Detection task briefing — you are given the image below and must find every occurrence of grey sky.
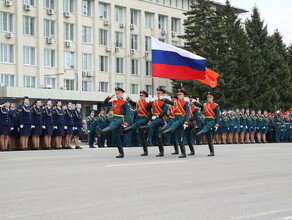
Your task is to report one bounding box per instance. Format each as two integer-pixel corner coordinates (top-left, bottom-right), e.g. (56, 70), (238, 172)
(215, 0), (292, 45)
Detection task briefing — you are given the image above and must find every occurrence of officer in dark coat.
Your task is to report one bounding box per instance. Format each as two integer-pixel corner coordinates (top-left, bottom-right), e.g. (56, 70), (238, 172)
(8, 101), (18, 150)
(73, 102), (83, 149)
(0, 100), (12, 151)
(18, 96), (32, 150)
(87, 109), (97, 148)
(97, 107), (107, 148)
(43, 99), (54, 149)
(31, 99), (43, 150)
(53, 100), (65, 149)
(64, 101), (74, 149)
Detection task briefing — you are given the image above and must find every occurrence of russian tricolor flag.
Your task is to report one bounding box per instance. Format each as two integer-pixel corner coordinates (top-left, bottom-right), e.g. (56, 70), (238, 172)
(151, 37), (219, 88)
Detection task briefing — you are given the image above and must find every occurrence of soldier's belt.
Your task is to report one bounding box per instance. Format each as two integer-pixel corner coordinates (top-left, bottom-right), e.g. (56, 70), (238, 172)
(205, 116), (215, 119)
(113, 114), (125, 117)
(153, 113), (161, 115)
(138, 114), (148, 118)
(175, 113), (184, 116)
(275, 122), (281, 124)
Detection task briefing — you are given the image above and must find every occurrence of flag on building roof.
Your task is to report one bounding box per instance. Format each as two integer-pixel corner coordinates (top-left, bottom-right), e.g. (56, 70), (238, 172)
(151, 37), (219, 88)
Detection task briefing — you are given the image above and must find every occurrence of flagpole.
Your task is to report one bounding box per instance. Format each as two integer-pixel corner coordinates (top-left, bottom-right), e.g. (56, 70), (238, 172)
(152, 76), (154, 98)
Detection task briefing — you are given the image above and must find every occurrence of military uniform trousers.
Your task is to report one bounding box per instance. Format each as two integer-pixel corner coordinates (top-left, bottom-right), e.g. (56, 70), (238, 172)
(164, 115), (185, 145)
(88, 130), (96, 147)
(148, 118), (165, 146)
(202, 118), (215, 144)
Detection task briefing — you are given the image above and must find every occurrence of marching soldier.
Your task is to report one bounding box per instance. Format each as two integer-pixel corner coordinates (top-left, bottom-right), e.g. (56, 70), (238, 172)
(160, 89), (190, 158)
(193, 92), (220, 156)
(64, 101), (74, 149)
(18, 96), (32, 150)
(185, 95), (197, 155)
(138, 88), (168, 157)
(124, 90), (152, 156)
(167, 95), (179, 153)
(96, 87), (130, 158)
(97, 107), (107, 148)
(86, 109), (97, 148)
(73, 102), (83, 149)
(31, 99), (43, 150)
(53, 100), (65, 149)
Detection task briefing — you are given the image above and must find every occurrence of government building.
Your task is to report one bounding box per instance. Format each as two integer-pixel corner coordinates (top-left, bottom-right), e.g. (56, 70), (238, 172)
(0, 0), (246, 111)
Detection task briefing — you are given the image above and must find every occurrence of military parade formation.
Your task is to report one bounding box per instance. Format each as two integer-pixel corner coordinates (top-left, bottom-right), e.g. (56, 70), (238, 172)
(0, 88), (292, 158)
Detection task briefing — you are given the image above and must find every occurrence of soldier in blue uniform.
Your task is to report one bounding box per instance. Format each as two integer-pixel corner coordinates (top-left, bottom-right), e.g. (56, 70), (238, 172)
(96, 87), (131, 158)
(227, 109), (235, 144)
(124, 90), (152, 156)
(193, 92), (220, 156)
(220, 109), (229, 144)
(138, 88), (168, 157)
(63, 101), (74, 149)
(268, 113), (275, 142)
(97, 107), (107, 148)
(73, 102), (83, 149)
(31, 99), (43, 150)
(18, 96), (32, 150)
(239, 108), (247, 144)
(87, 109), (97, 148)
(8, 101), (18, 150)
(250, 109), (257, 143)
(255, 110), (264, 143)
(0, 101), (12, 151)
(274, 109), (283, 143)
(53, 100), (65, 149)
(160, 89), (190, 158)
(233, 108), (241, 144)
(262, 110), (269, 143)
(43, 99), (54, 150)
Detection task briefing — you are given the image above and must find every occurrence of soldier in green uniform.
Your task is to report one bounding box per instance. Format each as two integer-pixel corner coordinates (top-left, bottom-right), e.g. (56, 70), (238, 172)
(255, 110), (264, 143)
(97, 107), (107, 148)
(227, 109), (235, 144)
(239, 108), (247, 144)
(234, 108), (241, 144)
(262, 110), (269, 143)
(86, 109), (97, 148)
(274, 109), (282, 143)
(250, 109), (257, 143)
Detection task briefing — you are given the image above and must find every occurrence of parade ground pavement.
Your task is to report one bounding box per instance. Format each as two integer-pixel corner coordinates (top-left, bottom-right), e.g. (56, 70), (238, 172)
(1, 143), (292, 220)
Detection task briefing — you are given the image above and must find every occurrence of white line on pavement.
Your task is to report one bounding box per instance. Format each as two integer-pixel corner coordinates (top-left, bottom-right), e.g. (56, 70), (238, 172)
(231, 208), (292, 219)
(8, 155), (88, 161)
(106, 160), (186, 167)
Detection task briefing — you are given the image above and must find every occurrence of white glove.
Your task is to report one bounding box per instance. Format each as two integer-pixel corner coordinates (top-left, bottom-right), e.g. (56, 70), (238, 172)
(73, 127), (77, 130)
(88, 130), (90, 133)
(122, 124), (127, 128)
(256, 127), (259, 129)
(240, 125), (243, 128)
(11, 127), (14, 131)
(31, 125), (35, 129)
(64, 126), (68, 130)
(20, 125), (24, 129)
(263, 127), (266, 129)
(227, 128), (229, 130)
(234, 126), (237, 129)
(183, 124), (188, 129)
(192, 99), (197, 103)
(197, 98), (200, 103)
(53, 126), (57, 130)
(42, 125), (46, 129)
(151, 98), (155, 102)
(152, 116), (157, 120)
(109, 93), (115, 99)
(246, 126), (248, 129)
(159, 96), (164, 100)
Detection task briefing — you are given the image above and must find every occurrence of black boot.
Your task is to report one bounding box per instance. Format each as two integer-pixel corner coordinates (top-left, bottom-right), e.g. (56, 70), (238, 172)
(141, 143), (148, 156)
(179, 143), (186, 158)
(122, 126), (133, 134)
(172, 142), (179, 155)
(188, 144), (195, 156)
(116, 145), (124, 158)
(98, 126), (111, 136)
(196, 130), (205, 137)
(156, 144), (164, 157)
(208, 143), (215, 156)
(137, 125), (149, 132)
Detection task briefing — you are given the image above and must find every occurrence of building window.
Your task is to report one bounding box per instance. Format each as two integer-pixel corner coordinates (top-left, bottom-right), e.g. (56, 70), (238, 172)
(130, 84), (139, 94)
(115, 6), (124, 23)
(0, 44), (14, 64)
(145, 36), (151, 52)
(23, 76), (36, 88)
(64, 79), (75, 90)
(116, 58), (124, 74)
(130, 9), (139, 25)
(64, 23), (74, 41)
(99, 2), (109, 19)
(100, 56), (108, 72)
(130, 34), (139, 50)
(44, 49), (55, 67)
(23, 16), (35, 36)
(146, 85), (152, 95)
(82, 80), (93, 91)
(1, 74), (15, 87)
(82, 0), (92, 16)
(172, 41), (179, 46)
(23, 46), (36, 65)
(63, 0), (74, 12)
(44, 0), (55, 9)
(44, 19), (55, 38)
(159, 38), (165, 43)
(131, 59), (139, 75)
(0, 11), (13, 32)
(115, 83), (124, 89)
(99, 82), (109, 92)
(171, 18), (179, 33)
(158, 15), (167, 30)
(82, 26), (92, 44)
(145, 61), (152, 76)
(115, 32), (124, 48)
(145, 12), (153, 28)
(99, 29), (108, 46)
(44, 77), (56, 89)
(82, 53), (93, 70)
(23, 0), (34, 5)
(64, 51), (75, 69)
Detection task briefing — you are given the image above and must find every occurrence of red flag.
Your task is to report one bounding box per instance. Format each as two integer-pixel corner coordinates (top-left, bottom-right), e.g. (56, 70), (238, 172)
(198, 68), (220, 88)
